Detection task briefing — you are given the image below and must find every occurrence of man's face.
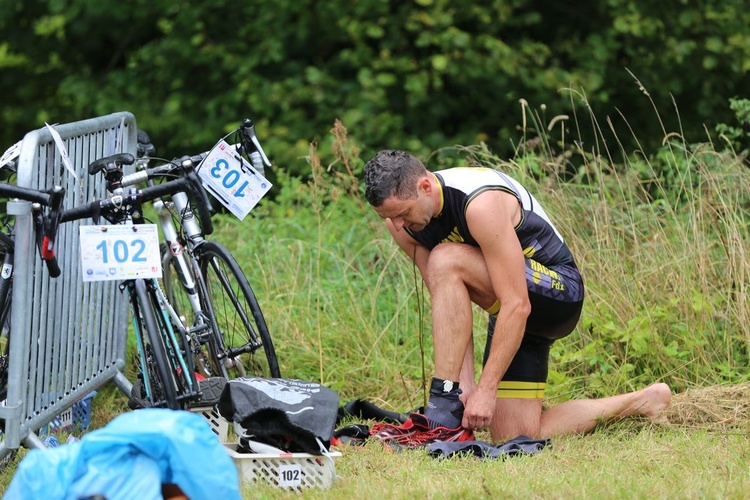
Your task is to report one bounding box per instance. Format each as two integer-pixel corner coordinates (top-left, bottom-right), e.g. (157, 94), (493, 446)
(374, 190), (433, 232)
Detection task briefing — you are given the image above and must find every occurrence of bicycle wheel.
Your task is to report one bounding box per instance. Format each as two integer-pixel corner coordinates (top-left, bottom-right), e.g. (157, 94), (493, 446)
(132, 279), (180, 410)
(196, 240), (280, 379)
(161, 244), (226, 379)
(147, 278), (200, 405)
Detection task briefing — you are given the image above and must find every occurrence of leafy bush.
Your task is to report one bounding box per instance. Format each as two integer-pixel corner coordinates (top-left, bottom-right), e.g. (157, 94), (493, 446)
(2, 0), (749, 180)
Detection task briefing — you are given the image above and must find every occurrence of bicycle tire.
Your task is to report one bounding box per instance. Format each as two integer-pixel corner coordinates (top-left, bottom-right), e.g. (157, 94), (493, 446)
(161, 245), (227, 379)
(132, 279), (180, 410)
(196, 240), (280, 379)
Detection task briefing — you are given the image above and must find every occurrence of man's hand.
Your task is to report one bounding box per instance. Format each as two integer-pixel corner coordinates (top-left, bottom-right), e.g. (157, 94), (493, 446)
(459, 385), (473, 405)
(461, 386), (496, 430)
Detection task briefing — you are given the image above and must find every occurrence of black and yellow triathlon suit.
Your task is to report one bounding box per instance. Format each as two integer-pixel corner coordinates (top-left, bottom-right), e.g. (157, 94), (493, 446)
(405, 167), (584, 399)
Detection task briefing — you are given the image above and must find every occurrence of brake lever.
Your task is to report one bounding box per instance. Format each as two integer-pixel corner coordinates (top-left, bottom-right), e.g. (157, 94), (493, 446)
(41, 186), (66, 259)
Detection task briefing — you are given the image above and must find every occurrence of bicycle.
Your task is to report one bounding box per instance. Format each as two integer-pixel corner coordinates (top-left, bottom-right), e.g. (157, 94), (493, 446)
(60, 156), (219, 410)
(128, 121), (280, 382)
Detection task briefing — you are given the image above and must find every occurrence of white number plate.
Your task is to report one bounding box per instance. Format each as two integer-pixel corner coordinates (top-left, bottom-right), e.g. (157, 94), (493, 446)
(79, 224), (161, 282)
(198, 139), (272, 220)
(278, 463), (302, 488)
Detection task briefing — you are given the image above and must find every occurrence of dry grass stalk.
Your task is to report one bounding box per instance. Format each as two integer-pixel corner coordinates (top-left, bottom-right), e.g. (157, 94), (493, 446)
(664, 383), (750, 430)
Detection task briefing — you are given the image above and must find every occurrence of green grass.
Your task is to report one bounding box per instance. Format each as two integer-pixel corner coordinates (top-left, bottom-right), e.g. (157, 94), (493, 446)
(2, 109), (750, 496)
(238, 424), (750, 499)
(4, 404), (747, 498)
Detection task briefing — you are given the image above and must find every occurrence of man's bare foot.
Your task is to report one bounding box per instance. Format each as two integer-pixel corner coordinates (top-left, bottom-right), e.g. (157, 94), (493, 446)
(636, 382), (671, 422)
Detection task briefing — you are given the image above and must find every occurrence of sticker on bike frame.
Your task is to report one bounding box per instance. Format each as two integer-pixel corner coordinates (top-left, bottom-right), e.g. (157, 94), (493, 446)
(197, 139), (272, 220)
(79, 224), (161, 282)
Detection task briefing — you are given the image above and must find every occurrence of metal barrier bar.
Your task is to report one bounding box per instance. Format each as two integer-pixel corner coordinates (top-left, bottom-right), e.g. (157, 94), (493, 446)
(0, 112), (136, 457)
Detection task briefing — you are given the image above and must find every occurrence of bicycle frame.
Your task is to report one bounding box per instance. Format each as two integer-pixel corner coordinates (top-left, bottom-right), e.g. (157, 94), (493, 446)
(129, 124), (279, 380)
(154, 192), (206, 312)
(153, 193), (228, 377)
(133, 221), (202, 408)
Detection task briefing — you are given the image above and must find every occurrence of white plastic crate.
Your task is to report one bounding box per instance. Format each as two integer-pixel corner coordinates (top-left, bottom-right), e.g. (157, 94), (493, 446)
(223, 443), (340, 490)
(190, 406), (229, 442)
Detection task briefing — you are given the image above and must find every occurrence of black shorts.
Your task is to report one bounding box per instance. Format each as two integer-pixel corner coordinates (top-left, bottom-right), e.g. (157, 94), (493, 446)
(483, 258), (584, 398)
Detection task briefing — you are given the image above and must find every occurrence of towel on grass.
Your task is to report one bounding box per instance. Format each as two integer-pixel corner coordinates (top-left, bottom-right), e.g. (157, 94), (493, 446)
(427, 435), (551, 459)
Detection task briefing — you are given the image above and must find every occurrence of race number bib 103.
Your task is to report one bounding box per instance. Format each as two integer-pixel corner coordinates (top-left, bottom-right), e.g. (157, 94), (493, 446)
(198, 139), (272, 220)
(79, 224), (161, 282)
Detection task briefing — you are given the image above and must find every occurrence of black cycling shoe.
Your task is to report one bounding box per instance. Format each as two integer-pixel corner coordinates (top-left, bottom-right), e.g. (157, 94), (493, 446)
(128, 380), (151, 410)
(192, 377), (227, 408)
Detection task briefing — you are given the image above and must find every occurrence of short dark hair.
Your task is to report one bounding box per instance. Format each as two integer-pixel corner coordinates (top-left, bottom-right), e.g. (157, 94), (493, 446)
(363, 150), (428, 207)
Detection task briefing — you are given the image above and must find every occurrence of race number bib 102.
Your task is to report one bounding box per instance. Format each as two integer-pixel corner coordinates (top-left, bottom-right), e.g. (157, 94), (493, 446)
(79, 224), (161, 282)
(198, 139), (272, 220)
(278, 463), (303, 488)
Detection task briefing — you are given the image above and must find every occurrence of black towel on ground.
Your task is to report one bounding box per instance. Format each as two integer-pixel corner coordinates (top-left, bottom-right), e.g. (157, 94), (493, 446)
(426, 435), (551, 459)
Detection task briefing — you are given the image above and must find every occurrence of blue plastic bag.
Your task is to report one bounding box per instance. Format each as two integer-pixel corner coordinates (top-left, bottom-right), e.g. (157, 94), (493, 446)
(5, 408), (240, 500)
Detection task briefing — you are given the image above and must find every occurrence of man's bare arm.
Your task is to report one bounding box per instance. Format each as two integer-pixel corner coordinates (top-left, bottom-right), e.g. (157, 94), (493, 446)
(462, 191), (531, 429)
(385, 219), (431, 280)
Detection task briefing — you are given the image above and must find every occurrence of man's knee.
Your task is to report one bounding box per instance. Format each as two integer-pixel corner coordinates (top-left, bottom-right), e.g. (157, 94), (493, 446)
(428, 243), (473, 269)
(425, 243), (482, 283)
(490, 398), (543, 442)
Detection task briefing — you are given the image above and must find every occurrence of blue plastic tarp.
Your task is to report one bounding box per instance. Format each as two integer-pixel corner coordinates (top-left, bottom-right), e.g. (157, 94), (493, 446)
(4, 408), (240, 500)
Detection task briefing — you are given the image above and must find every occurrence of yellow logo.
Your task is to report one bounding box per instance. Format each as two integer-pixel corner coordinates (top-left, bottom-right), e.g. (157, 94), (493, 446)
(527, 259), (565, 290)
(529, 259), (560, 280)
(442, 227), (464, 243)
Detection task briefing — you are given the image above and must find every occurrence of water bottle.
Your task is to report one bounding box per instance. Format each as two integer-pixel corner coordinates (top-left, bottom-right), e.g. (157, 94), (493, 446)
(66, 435), (81, 444)
(42, 435), (60, 448)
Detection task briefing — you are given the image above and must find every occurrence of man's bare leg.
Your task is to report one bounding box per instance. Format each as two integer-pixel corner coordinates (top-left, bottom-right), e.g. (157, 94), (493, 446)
(490, 398), (544, 441)
(423, 244), (495, 428)
(539, 383), (671, 437)
(427, 244), (490, 382)
(489, 383), (671, 441)
(458, 338), (476, 405)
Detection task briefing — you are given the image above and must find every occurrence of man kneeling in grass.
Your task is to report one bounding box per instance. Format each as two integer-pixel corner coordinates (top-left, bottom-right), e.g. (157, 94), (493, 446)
(363, 150), (671, 445)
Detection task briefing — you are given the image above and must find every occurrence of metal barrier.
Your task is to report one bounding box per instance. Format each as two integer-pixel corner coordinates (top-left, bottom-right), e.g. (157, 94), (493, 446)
(0, 112), (136, 457)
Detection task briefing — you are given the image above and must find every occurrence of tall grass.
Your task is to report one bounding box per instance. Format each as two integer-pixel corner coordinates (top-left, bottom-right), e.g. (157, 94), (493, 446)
(208, 102), (749, 413)
(209, 124), (436, 411)
(498, 90), (750, 400)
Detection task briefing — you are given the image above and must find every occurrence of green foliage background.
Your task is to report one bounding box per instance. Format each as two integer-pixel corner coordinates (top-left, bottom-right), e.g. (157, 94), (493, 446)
(1, 0), (749, 176)
(1, 0), (749, 402)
